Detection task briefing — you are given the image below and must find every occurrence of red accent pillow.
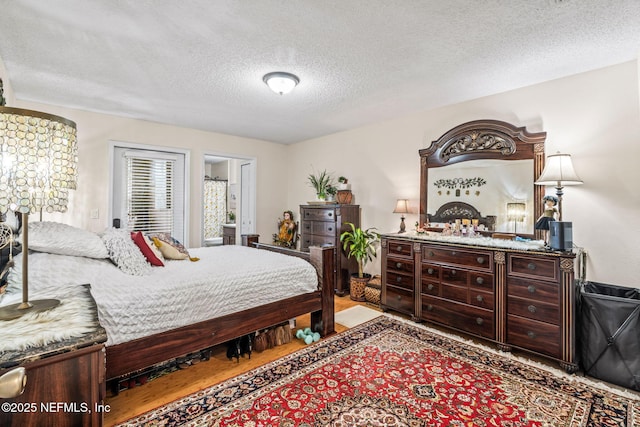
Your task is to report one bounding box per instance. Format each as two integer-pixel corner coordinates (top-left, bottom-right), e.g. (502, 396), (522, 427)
(131, 231), (165, 266)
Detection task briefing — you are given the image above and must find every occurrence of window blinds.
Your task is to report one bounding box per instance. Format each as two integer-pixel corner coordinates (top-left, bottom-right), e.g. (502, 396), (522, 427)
(125, 155), (175, 236)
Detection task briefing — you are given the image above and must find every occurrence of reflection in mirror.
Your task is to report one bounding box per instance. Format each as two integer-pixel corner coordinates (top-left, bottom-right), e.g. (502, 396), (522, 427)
(427, 159), (534, 233)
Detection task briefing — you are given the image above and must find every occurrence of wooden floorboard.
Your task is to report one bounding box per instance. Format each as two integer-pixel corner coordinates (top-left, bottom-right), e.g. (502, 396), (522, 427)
(104, 295), (370, 426)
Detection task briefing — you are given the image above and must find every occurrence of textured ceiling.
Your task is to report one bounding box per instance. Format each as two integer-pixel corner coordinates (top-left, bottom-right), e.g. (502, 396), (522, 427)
(1, 0), (639, 144)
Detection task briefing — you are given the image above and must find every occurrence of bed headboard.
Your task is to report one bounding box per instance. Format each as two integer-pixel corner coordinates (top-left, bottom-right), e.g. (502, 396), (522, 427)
(427, 201), (496, 231)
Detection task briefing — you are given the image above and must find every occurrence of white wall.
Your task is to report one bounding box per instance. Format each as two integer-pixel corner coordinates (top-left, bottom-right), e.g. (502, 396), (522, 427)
(288, 61), (640, 287)
(7, 100), (289, 248)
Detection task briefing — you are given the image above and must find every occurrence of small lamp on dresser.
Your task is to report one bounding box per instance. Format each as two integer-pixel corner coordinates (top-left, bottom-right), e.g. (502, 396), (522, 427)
(393, 199), (409, 233)
(535, 152), (582, 221)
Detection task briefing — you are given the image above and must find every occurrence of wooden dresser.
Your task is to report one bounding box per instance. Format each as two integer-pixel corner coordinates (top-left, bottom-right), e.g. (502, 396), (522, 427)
(0, 285), (108, 427)
(300, 204), (360, 296)
(381, 234), (577, 372)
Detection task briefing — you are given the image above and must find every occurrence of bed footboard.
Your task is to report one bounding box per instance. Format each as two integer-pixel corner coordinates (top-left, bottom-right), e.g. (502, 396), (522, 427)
(105, 236), (335, 381)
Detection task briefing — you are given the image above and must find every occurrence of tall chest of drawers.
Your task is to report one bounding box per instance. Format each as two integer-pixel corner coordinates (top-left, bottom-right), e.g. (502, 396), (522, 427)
(300, 204), (360, 296)
(381, 235), (577, 372)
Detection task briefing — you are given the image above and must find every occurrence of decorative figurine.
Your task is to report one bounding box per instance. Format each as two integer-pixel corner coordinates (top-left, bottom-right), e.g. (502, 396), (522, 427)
(535, 195), (559, 244)
(273, 210), (297, 248)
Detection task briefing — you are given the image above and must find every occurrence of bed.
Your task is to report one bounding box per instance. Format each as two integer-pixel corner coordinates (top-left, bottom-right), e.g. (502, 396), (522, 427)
(0, 223), (335, 382)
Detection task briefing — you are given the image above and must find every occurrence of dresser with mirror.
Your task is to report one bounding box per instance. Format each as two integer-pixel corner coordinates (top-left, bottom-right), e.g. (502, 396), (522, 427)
(381, 120), (578, 373)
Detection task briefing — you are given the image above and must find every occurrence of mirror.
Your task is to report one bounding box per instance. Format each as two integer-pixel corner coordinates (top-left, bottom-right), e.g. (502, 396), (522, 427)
(419, 120), (547, 238)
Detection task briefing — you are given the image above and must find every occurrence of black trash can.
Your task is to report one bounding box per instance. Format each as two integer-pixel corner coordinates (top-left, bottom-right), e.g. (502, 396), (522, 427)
(579, 281), (640, 390)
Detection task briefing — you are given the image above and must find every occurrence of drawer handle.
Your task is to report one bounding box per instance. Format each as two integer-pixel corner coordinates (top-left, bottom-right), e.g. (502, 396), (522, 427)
(396, 245), (403, 252)
(527, 262), (536, 271)
(305, 240), (311, 244)
(476, 277), (484, 285)
(328, 227), (333, 231)
(528, 305), (537, 313)
(476, 294), (483, 302)
(396, 295), (402, 301)
(396, 262), (403, 269)
(451, 251), (457, 256)
(450, 269), (457, 276)
(428, 251), (434, 257)
(527, 285), (536, 293)
(426, 304), (433, 311)
(477, 257), (485, 264)
(476, 318), (483, 325)
(427, 283), (434, 291)
(427, 268), (434, 275)
(328, 212), (332, 217)
(527, 331), (537, 339)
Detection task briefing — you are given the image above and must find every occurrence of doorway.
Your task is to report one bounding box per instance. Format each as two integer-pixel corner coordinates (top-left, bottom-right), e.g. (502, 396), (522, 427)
(202, 154), (256, 246)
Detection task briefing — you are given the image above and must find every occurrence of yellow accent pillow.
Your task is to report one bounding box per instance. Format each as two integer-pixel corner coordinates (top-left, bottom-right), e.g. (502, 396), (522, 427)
(152, 237), (189, 260)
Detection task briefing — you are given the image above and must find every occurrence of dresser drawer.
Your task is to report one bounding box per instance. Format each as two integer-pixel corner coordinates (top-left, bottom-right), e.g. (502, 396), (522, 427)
(311, 221), (338, 236)
(302, 208), (336, 222)
(421, 280), (440, 296)
(422, 264), (441, 281)
(441, 267), (467, 287)
(507, 296), (559, 325)
(387, 240), (413, 258)
(384, 286), (414, 314)
(469, 272), (494, 292)
(507, 276), (558, 303)
(387, 257), (414, 275)
(508, 255), (558, 282)
(507, 314), (561, 359)
(300, 235), (335, 250)
(470, 289), (494, 311)
(422, 246), (493, 272)
(421, 295), (494, 340)
(441, 283), (467, 303)
(386, 271), (414, 291)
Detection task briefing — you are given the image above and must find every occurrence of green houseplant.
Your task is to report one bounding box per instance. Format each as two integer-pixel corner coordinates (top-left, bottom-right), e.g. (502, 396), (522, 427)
(340, 222), (380, 301)
(307, 169), (333, 200)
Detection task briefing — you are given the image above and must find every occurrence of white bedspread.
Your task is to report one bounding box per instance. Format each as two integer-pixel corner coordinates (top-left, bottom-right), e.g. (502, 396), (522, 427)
(3, 246), (318, 346)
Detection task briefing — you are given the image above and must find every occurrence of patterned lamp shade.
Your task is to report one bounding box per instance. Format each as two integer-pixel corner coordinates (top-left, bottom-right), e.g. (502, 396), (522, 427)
(0, 107), (78, 214)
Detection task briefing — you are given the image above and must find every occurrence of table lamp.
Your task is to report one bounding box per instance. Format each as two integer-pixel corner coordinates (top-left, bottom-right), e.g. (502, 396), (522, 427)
(506, 202), (526, 233)
(535, 152), (582, 221)
(393, 199), (409, 233)
(0, 106), (78, 321)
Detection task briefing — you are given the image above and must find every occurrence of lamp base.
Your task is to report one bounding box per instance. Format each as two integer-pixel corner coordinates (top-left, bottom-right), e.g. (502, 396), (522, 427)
(0, 299), (60, 321)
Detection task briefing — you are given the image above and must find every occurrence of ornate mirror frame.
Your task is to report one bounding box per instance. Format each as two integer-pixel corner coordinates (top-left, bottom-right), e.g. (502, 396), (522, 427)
(419, 119), (547, 239)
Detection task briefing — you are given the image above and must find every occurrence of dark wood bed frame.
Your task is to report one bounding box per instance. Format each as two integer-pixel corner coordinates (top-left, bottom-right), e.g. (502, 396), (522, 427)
(104, 235), (335, 381)
(427, 201), (497, 231)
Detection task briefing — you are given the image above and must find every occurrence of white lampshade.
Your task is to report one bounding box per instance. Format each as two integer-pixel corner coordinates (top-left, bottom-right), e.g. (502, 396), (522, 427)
(393, 199), (409, 214)
(535, 152), (583, 186)
(263, 72), (300, 95)
(0, 107), (78, 214)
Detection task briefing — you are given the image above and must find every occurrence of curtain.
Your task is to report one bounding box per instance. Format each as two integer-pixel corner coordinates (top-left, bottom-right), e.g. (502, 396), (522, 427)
(203, 180), (227, 239)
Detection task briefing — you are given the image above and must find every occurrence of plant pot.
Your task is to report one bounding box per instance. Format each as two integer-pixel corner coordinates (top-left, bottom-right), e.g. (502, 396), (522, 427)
(338, 183), (351, 191)
(349, 273), (371, 302)
(336, 190), (353, 204)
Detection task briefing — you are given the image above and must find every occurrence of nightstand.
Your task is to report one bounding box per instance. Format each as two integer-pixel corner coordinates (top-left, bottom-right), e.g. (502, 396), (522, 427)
(0, 285), (107, 427)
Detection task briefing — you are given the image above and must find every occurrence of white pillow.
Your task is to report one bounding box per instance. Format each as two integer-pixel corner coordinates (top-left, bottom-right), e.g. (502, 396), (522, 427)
(28, 221), (109, 259)
(101, 228), (152, 276)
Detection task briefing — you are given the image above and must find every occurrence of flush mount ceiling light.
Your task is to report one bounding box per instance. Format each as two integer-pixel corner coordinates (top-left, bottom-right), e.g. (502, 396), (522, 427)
(263, 72), (300, 95)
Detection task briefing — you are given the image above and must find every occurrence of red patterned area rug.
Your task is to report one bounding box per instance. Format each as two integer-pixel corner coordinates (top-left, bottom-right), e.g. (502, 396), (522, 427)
(118, 316), (640, 426)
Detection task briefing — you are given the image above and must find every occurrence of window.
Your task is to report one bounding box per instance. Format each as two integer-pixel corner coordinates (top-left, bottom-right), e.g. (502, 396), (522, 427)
(112, 146), (187, 243)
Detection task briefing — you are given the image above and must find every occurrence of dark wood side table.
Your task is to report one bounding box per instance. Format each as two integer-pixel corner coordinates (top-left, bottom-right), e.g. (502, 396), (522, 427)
(0, 284), (108, 427)
(223, 224), (236, 245)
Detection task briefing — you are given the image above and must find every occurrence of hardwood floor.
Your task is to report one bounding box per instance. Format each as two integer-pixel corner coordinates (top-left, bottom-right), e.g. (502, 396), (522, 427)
(104, 295), (368, 426)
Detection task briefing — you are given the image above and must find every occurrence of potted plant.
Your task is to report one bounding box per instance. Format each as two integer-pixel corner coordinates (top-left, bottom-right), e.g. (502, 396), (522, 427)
(325, 184), (338, 201)
(336, 176), (353, 204)
(337, 176), (350, 190)
(308, 169), (333, 201)
(340, 222), (380, 301)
